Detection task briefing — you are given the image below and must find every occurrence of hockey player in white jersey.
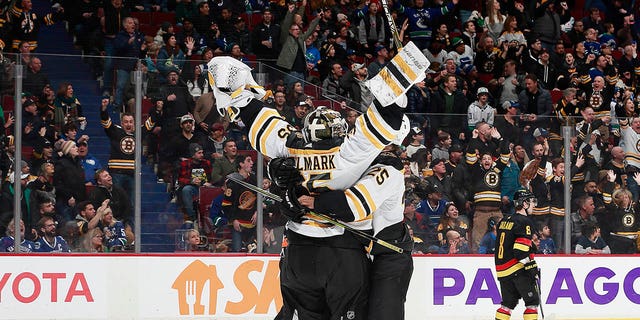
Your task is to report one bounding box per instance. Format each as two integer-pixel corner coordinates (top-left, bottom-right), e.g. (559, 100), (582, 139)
(207, 55), (423, 320)
(295, 145), (414, 320)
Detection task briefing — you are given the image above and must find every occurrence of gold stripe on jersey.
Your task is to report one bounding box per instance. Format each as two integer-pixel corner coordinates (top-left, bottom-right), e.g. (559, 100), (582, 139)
(102, 118), (113, 128)
(365, 107), (395, 142)
(249, 108), (281, 151)
(602, 191), (612, 204)
(473, 191), (501, 203)
(354, 184), (377, 214)
(500, 152), (510, 165)
(144, 117), (154, 131)
(377, 69), (403, 96)
(531, 206), (550, 216)
(550, 206), (565, 216)
(287, 146), (340, 155)
(625, 153), (640, 170)
(496, 261), (524, 278)
(345, 189), (367, 221)
(108, 159), (135, 170)
(466, 152), (478, 165)
(259, 117), (281, 154)
(356, 116), (385, 150)
(514, 242), (530, 252)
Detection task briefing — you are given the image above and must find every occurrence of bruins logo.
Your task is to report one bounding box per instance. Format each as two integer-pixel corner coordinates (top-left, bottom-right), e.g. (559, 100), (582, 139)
(622, 213), (635, 228)
(120, 136), (135, 155)
(636, 140), (640, 153)
(484, 171), (500, 187)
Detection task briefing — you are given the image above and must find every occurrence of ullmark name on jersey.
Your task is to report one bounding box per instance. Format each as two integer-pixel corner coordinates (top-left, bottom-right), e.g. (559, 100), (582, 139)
(295, 154), (336, 171)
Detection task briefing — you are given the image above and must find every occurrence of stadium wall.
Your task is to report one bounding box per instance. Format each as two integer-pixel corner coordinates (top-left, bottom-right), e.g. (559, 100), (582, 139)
(1, 254), (639, 319)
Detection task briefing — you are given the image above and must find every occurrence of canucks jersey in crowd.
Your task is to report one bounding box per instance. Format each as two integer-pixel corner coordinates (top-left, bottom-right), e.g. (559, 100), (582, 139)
(34, 236), (71, 252)
(0, 236), (36, 252)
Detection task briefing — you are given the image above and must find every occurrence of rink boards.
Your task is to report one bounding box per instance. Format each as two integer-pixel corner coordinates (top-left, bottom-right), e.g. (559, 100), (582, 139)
(1, 254), (640, 319)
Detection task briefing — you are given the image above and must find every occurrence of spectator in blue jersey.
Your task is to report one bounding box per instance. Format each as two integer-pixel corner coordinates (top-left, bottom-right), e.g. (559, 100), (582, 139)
(0, 218), (36, 252)
(416, 183), (447, 229)
(393, 0), (459, 50)
(77, 140), (103, 186)
(34, 216), (71, 252)
(98, 206), (129, 251)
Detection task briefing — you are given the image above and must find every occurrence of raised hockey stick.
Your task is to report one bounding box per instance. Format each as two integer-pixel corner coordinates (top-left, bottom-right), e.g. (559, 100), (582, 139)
(226, 175), (404, 253)
(380, 0), (403, 50)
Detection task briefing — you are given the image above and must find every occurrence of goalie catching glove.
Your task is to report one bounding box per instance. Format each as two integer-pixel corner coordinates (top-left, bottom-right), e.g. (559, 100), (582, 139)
(207, 56), (269, 121)
(268, 157), (303, 189)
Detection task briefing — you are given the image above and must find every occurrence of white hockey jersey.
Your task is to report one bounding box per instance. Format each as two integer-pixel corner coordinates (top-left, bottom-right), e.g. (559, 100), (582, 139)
(242, 100), (404, 238)
(467, 102), (496, 128)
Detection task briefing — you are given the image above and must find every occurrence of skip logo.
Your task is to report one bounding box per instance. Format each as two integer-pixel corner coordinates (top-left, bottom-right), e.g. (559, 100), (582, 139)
(172, 259), (282, 315)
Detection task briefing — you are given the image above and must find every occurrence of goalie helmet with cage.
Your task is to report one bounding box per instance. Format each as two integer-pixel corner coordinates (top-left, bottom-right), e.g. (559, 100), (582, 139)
(513, 189), (536, 208)
(302, 106), (348, 143)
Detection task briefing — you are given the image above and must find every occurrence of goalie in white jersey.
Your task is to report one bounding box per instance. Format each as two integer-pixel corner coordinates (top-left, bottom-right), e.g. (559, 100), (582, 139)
(207, 55), (420, 320)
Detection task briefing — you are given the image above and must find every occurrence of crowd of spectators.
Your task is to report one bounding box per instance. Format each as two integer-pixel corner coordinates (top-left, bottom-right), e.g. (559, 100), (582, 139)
(2, 0), (640, 254)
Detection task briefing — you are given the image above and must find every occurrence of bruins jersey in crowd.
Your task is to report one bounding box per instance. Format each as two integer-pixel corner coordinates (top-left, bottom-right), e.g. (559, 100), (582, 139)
(494, 213), (536, 280)
(466, 140), (510, 207)
(100, 109), (135, 174)
(238, 99), (404, 238)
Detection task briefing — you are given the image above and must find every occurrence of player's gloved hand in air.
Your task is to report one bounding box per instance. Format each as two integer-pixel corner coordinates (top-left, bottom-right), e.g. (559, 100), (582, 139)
(268, 157), (303, 189)
(280, 186), (308, 222)
(524, 260), (539, 279)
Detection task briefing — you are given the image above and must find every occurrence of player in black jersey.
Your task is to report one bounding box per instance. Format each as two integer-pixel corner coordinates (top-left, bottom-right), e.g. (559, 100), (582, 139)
(494, 189), (540, 320)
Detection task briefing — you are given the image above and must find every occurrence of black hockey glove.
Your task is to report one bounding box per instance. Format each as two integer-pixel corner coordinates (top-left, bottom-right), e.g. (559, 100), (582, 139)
(279, 186), (308, 222)
(268, 157), (303, 189)
(524, 260), (539, 279)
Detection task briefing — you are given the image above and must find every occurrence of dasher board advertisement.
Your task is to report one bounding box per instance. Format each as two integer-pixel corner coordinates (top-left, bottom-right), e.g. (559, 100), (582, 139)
(0, 255), (639, 319)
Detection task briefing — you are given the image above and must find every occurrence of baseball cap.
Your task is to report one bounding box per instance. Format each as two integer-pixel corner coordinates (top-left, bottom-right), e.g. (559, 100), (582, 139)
(346, 49), (356, 56)
(430, 158), (446, 169)
(328, 31), (339, 39)
(451, 37), (464, 48)
(23, 99), (36, 108)
(477, 87), (490, 96)
(189, 143), (203, 156)
(375, 44), (387, 54)
(77, 140), (88, 147)
(411, 127), (423, 136)
(351, 63), (366, 72)
(449, 144), (463, 153)
(533, 128), (549, 138)
(180, 114), (195, 124)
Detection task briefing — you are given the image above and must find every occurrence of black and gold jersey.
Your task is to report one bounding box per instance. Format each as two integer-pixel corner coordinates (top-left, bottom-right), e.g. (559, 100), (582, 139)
(495, 213), (536, 280)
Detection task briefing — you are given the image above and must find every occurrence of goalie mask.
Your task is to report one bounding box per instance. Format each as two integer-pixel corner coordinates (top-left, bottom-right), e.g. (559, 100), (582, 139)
(302, 106), (348, 143)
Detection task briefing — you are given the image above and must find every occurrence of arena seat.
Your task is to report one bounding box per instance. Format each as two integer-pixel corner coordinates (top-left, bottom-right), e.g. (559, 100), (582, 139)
(2, 94), (14, 112)
(304, 84), (319, 98)
(551, 89), (563, 104)
(152, 12), (176, 25)
(131, 12), (152, 25)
